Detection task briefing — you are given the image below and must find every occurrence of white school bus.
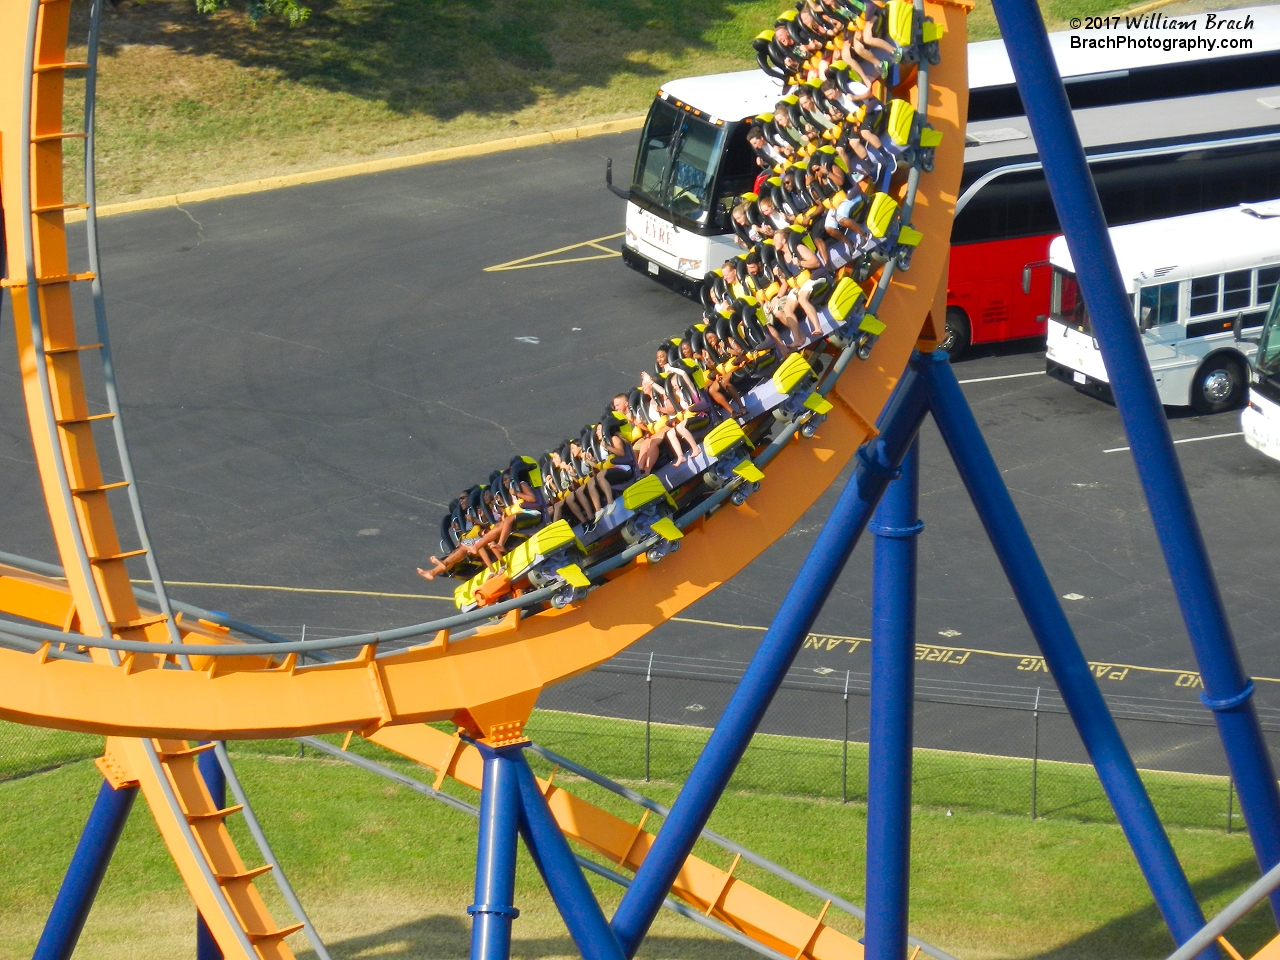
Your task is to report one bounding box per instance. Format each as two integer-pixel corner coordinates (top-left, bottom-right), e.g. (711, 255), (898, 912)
(1045, 202), (1280, 413)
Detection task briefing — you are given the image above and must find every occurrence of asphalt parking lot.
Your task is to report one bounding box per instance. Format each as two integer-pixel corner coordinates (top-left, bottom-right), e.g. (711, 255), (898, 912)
(3, 131), (1279, 772)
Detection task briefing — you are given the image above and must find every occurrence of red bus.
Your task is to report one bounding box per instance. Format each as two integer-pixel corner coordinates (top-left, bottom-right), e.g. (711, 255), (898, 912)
(944, 86), (1280, 355)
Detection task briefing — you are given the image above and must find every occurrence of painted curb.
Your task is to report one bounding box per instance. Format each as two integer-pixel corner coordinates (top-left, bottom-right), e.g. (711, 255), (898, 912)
(68, 115), (645, 223)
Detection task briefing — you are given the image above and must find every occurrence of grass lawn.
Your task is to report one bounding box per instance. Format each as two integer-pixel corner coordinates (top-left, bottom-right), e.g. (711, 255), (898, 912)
(59, 0), (1178, 204)
(2, 714), (1277, 959)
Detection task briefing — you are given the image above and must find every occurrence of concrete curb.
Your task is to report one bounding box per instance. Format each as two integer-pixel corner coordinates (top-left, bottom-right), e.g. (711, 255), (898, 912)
(68, 115), (645, 223)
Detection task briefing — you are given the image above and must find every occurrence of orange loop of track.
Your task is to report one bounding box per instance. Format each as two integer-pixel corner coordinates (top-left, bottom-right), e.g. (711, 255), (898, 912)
(0, 0), (969, 741)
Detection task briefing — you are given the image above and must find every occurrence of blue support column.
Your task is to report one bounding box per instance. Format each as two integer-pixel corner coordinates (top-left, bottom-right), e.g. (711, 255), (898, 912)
(920, 351), (1214, 957)
(470, 743), (524, 960)
(512, 754), (627, 960)
(864, 439), (921, 960)
(196, 746), (226, 960)
(610, 360), (933, 957)
(33, 780), (136, 960)
(989, 0), (1280, 914)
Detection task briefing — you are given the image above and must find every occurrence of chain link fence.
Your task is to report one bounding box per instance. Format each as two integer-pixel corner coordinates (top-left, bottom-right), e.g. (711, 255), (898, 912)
(531, 651), (1271, 833)
(0, 651), (1266, 835)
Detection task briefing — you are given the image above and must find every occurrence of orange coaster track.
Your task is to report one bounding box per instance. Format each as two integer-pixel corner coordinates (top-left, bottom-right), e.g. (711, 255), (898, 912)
(0, 0), (970, 956)
(0, 0), (969, 743)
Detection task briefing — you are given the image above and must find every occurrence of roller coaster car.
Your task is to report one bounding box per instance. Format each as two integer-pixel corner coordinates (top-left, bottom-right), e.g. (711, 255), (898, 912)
(864, 192), (924, 273)
(887, 0), (943, 65)
(770, 352), (835, 439)
(454, 520), (590, 611)
(886, 98), (945, 174)
(611, 475), (684, 564)
(699, 419), (764, 507)
(575, 473), (676, 549)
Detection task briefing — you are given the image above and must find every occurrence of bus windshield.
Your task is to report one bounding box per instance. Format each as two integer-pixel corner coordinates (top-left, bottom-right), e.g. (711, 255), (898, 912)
(1257, 287), (1280, 380)
(632, 99), (726, 224)
(1050, 267), (1092, 334)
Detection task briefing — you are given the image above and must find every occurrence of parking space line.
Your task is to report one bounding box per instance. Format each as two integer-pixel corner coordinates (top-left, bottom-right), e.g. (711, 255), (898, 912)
(1104, 431), (1243, 454)
(485, 232), (624, 273)
(957, 370), (1043, 385)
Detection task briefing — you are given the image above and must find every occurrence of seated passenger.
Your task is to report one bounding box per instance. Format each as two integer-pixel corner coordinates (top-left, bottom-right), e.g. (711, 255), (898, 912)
(757, 194), (793, 232)
(699, 330), (749, 417)
(639, 371), (699, 468)
(550, 444), (593, 526)
(569, 434), (615, 524)
(417, 485), (511, 581)
(747, 124), (788, 173)
(598, 413), (640, 495)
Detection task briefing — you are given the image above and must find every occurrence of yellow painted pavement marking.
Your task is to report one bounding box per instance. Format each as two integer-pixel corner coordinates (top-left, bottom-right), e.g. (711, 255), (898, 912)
(136, 581), (1279, 687)
(484, 232), (624, 273)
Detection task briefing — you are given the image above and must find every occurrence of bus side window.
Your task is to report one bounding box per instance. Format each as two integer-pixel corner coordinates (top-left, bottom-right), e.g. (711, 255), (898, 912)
(1223, 270), (1251, 311)
(1189, 275), (1221, 317)
(1259, 266), (1280, 307)
(1138, 282), (1179, 330)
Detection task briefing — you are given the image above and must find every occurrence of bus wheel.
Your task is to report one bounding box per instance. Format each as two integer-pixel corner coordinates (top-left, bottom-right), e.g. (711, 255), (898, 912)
(1191, 355), (1246, 415)
(939, 307), (970, 359)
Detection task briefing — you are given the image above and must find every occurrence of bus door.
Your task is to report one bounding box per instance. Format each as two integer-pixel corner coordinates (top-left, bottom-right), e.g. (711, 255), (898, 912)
(1137, 280), (1182, 363)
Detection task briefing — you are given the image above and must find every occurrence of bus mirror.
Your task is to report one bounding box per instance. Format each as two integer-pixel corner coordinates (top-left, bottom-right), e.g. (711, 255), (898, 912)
(1021, 260), (1050, 295)
(1233, 312), (1260, 345)
(605, 158), (629, 200)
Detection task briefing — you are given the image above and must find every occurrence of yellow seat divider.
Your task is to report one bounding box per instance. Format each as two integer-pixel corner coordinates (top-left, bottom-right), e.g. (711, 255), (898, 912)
(556, 564), (591, 589)
(859, 313), (887, 336)
(734, 460), (765, 484)
(826, 276), (865, 323)
(898, 225), (924, 247)
(804, 393), (834, 415)
(868, 193), (899, 239)
(702, 419), (748, 459)
(919, 127), (944, 148)
(922, 19), (944, 42)
(622, 474), (674, 511)
(772, 352), (816, 395)
(888, 99), (916, 148)
(888, 0), (914, 46)
(650, 518), (684, 542)
(507, 520), (580, 581)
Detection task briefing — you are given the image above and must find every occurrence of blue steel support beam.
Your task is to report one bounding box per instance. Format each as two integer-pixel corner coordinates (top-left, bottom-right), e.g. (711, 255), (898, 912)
(512, 754), (628, 960)
(864, 439), (921, 960)
(920, 351), (1214, 957)
(196, 747), (226, 960)
(610, 359), (933, 957)
(988, 0), (1280, 915)
(33, 780), (136, 960)
(470, 743), (524, 960)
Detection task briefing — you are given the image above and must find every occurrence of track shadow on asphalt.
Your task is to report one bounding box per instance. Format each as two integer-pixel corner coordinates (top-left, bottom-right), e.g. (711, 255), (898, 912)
(1023, 855), (1277, 960)
(298, 913), (748, 960)
(951, 336), (1046, 364)
(86, 0), (755, 118)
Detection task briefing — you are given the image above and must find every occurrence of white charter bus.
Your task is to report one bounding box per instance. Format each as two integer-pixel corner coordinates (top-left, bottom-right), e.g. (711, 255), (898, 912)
(1045, 203), (1280, 413)
(1241, 286), (1280, 461)
(609, 6), (1280, 297)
